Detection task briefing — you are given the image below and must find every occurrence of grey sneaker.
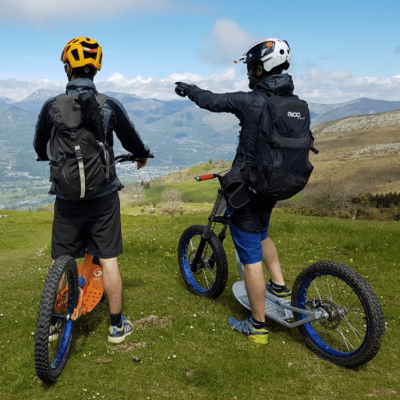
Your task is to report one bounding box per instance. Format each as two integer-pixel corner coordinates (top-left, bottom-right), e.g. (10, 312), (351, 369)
(108, 315), (134, 344)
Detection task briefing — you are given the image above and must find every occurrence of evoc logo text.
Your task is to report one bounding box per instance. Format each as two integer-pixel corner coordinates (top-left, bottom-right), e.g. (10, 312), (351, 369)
(287, 111), (301, 118)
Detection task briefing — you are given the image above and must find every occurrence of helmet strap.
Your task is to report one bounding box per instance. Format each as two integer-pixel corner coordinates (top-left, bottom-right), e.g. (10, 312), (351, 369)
(64, 63), (73, 81)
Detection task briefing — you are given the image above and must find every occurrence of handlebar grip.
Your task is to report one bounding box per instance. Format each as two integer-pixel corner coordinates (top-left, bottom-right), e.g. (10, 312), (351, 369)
(195, 174), (214, 182)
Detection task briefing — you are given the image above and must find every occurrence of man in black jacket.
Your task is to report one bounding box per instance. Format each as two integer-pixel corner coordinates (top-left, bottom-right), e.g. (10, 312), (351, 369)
(175, 38), (293, 345)
(34, 37), (151, 344)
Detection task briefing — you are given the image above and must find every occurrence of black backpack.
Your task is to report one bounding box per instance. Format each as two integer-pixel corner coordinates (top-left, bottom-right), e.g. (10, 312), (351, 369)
(47, 92), (115, 199)
(242, 92), (318, 201)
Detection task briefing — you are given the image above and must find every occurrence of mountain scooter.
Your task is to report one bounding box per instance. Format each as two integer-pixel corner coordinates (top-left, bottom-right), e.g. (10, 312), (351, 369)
(177, 172), (385, 368)
(34, 154), (154, 384)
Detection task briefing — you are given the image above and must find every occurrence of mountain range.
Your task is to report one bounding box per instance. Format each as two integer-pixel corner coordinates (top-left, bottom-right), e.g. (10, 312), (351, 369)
(0, 88), (399, 210)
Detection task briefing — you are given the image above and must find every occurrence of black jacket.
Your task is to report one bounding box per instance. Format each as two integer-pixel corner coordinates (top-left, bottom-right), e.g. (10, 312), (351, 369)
(33, 79), (150, 199)
(185, 73), (295, 170)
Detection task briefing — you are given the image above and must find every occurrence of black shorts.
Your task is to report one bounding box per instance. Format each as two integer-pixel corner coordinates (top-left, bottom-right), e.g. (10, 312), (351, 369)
(229, 192), (276, 233)
(51, 191), (123, 260)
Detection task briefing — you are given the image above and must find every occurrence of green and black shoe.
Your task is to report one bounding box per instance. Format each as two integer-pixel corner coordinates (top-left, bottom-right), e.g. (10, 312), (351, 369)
(266, 280), (292, 301)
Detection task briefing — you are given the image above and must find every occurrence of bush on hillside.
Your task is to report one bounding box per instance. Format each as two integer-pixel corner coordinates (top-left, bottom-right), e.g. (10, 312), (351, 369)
(161, 187), (182, 203)
(364, 192), (400, 208)
(282, 181), (400, 221)
(159, 187), (183, 216)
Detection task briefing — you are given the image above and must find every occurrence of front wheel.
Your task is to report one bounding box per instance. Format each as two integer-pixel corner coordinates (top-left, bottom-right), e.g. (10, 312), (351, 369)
(34, 256), (79, 383)
(178, 225), (228, 299)
(292, 261), (385, 368)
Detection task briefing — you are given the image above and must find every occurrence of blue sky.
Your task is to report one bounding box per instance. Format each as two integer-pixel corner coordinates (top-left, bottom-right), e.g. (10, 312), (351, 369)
(1, 0), (400, 103)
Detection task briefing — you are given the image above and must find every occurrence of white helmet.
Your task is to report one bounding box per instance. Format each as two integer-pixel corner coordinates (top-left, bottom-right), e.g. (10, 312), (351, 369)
(234, 38), (291, 72)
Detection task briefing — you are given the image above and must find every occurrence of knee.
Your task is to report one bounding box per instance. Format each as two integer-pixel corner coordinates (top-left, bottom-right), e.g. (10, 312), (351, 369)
(99, 257), (118, 270)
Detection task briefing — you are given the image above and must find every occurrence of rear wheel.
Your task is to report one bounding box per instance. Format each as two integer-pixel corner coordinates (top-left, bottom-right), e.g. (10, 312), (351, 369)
(34, 256), (78, 383)
(178, 225), (228, 299)
(292, 261), (385, 368)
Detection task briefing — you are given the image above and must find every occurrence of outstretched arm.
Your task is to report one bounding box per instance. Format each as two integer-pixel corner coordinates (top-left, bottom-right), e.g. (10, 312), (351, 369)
(175, 82), (247, 116)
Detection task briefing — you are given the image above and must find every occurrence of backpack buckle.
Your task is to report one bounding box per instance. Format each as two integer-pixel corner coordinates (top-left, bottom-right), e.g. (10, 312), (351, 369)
(75, 146), (83, 160)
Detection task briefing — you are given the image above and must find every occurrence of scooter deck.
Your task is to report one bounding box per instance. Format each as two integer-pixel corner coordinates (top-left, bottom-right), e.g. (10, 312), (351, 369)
(232, 280), (294, 321)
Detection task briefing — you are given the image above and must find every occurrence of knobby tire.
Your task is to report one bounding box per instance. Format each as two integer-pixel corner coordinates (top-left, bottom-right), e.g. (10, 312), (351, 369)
(292, 261), (385, 368)
(34, 256), (78, 383)
(178, 225), (228, 299)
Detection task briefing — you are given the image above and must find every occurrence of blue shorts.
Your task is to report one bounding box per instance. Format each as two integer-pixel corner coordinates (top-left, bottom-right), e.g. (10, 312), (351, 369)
(228, 219), (270, 265)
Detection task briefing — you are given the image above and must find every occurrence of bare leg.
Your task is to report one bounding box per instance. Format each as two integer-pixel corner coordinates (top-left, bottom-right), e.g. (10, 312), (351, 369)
(262, 237), (285, 286)
(99, 257), (123, 314)
(244, 262), (266, 322)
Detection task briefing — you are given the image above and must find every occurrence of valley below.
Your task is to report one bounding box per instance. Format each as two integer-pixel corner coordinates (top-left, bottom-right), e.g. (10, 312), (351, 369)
(0, 90), (399, 210)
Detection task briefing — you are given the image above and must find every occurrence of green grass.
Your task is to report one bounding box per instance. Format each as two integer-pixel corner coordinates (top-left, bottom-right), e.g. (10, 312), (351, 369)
(144, 179), (221, 204)
(0, 209), (399, 399)
(142, 180), (305, 206)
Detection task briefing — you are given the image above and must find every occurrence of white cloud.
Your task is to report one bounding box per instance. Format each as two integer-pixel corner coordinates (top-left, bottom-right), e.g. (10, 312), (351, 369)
(3, 68), (400, 104)
(95, 69), (247, 100)
(0, 0), (174, 24)
(294, 68), (400, 103)
(200, 19), (258, 65)
(0, 78), (65, 101)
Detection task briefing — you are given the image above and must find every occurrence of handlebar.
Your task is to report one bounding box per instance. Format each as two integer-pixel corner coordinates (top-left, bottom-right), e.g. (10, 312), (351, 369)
(37, 153), (155, 163)
(195, 174), (215, 181)
(114, 153), (155, 164)
(195, 173), (224, 185)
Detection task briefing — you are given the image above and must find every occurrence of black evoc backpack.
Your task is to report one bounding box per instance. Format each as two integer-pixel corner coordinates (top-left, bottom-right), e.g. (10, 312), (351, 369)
(242, 92), (318, 201)
(47, 92), (116, 199)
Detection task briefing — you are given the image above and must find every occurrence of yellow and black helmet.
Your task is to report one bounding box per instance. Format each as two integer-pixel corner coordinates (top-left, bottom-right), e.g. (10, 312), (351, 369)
(61, 37), (103, 71)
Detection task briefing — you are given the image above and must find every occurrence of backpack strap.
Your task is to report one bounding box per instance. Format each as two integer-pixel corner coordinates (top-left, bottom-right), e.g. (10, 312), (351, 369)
(74, 144), (86, 198)
(96, 93), (108, 108)
(242, 91), (271, 162)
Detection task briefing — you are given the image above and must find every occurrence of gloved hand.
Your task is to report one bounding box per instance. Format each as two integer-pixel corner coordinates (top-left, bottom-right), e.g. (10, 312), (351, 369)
(136, 158), (147, 169)
(175, 82), (192, 98)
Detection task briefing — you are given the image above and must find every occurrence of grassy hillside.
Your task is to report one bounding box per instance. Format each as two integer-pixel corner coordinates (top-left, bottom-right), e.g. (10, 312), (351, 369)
(0, 208), (398, 399)
(310, 118), (400, 194)
(119, 111), (400, 212)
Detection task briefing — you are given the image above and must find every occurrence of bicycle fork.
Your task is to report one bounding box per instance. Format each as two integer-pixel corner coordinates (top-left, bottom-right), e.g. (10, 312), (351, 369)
(191, 190), (228, 273)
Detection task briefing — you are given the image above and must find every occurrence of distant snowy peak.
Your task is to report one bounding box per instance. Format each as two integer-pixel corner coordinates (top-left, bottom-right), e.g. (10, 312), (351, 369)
(12, 89), (61, 114)
(19, 89), (60, 103)
(103, 91), (144, 103)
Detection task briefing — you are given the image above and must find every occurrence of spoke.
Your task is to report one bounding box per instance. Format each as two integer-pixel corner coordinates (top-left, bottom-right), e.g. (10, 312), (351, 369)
(326, 276), (333, 301)
(344, 297), (364, 314)
(186, 234), (217, 290)
(336, 327), (356, 352)
(304, 272), (369, 354)
(201, 260), (212, 288)
(333, 276), (345, 304)
(312, 279), (323, 301)
(342, 315), (365, 343)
